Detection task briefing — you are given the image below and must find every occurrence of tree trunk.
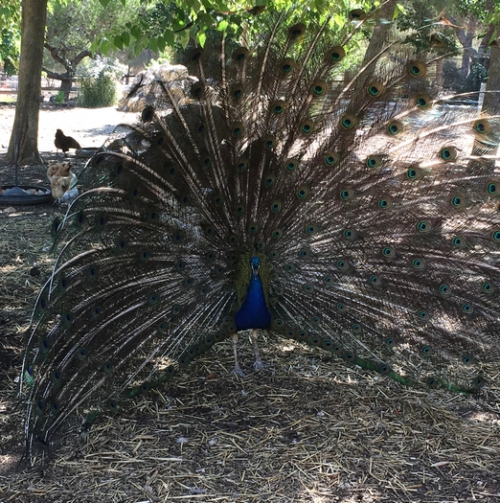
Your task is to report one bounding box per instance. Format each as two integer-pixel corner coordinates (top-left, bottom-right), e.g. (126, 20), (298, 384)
(458, 17), (476, 78)
(361, 0), (397, 72)
(6, 0), (48, 164)
(43, 44), (91, 101)
(481, 36), (500, 115)
(435, 58), (443, 89)
(59, 78), (73, 100)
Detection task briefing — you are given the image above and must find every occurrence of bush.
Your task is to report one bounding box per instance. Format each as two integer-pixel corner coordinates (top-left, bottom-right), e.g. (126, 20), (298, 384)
(52, 90), (66, 104)
(79, 72), (116, 107)
(462, 62), (488, 93)
(77, 56), (126, 108)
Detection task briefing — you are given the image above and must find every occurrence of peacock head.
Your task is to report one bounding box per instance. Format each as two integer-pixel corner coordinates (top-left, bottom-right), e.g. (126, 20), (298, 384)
(251, 256), (261, 276)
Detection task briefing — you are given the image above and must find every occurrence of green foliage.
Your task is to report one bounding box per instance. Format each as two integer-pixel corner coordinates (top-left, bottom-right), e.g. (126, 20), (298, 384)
(79, 72), (117, 107)
(46, 0), (144, 71)
(0, 1), (21, 74)
(455, 0), (500, 23)
(52, 90), (66, 104)
(0, 26), (20, 74)
(78, 57), (126, 107)
(93, 0), (376, 55)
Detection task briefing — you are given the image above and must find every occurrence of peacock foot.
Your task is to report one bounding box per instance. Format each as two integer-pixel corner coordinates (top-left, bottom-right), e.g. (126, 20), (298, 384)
(231, 364), (246, 378)
(253, 358), (267, 371)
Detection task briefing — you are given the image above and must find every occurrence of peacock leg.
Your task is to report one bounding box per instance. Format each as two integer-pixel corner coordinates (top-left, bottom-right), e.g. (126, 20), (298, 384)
(252, 328), (266, 370)
(231, 333), (246, 377)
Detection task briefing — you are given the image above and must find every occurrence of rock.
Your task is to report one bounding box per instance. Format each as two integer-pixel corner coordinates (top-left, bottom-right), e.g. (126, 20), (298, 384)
(117, 63), (192, 112)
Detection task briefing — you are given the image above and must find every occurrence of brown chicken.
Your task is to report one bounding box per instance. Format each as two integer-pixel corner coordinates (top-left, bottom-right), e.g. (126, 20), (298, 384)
(54, 129), (81, 155)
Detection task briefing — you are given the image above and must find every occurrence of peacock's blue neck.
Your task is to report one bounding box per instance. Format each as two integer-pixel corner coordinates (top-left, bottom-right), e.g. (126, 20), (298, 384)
(234, 257), (272, 331)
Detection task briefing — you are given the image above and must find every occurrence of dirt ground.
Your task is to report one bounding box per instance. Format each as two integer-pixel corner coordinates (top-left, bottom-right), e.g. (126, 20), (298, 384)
(0, 102), (133, 154)
(1, 104), (500, 503)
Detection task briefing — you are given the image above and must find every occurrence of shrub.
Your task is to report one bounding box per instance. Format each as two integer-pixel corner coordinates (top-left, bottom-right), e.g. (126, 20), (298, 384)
(52, 90), (66, 104)
(77, 56), (126, 108)
(79, 72), (116, 107)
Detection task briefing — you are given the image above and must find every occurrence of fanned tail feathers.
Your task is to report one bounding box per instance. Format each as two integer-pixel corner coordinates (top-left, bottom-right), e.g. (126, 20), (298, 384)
(21, 7), (500, 462)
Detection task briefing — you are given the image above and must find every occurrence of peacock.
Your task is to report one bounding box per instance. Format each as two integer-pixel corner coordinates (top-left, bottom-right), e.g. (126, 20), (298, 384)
(20, 5), (500, 464)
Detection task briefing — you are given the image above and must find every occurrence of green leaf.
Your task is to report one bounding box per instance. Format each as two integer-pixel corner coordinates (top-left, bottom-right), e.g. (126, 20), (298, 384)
(133, 42), (143, 57)
(198, 31), (207, 48)
(131, 25), (141, 39)
(99, 0), (111, 7)
(157, 36), (166, 52)
(200, 0), (212, 11)
(149, 38), (158, 53)
(90, 39), (99, 56)
(217, 19), (229, 32)
(189, 0), (204, 13)
(163, 30), (175, 47)
(333, 13), (343, 27)
(114, 35), (123, 50)
(121, 31), (130, 46)
(100, 39), (111, 55)
(395, 4), (406, 16)
(174, 18), (187, 30)
(199, 13), (214, 29)
(177, 30), (190, 49)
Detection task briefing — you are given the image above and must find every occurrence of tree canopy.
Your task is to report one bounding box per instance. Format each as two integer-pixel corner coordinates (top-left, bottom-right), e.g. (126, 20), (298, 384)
(4, 0), (500, 164)
(0, 0), (21, 74)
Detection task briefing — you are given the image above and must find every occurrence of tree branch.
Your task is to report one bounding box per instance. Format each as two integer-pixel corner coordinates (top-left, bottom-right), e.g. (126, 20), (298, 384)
(42, 67), (71, 81)
(44, 41), (69, 68)
(73, 49), (92, 66)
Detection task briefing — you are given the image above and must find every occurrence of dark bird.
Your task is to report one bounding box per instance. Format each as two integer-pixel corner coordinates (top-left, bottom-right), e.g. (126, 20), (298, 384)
(54, 129), (81, 155)
(21, 8), (500, 463)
